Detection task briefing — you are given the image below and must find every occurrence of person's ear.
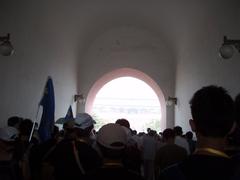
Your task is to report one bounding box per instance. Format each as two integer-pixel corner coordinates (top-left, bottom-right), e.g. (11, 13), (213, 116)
(189, 119), (196, 132)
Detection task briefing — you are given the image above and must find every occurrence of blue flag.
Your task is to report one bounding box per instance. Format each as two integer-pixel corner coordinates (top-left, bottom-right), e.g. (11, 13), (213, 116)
(65, 105), (74, 120)
(38, 77), (55, 142)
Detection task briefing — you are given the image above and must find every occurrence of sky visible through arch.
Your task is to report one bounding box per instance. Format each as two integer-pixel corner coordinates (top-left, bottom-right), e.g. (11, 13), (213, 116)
(92, 77), (161, 133)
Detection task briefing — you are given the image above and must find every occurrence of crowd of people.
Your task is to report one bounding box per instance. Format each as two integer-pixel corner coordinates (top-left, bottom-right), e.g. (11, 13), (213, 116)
(1, 85), (240, 180)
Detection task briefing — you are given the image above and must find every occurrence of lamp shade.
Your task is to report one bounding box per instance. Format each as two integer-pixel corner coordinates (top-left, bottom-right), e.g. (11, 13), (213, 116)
(0, 41), (14, 56)
(219, 44), (234, 59)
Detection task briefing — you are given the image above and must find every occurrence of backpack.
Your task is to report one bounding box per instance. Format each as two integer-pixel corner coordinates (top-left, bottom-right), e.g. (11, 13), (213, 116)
(158, 164), (186, 180)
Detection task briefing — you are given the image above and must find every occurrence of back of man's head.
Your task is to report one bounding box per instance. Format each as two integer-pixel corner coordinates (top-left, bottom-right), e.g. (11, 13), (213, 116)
(115, 118), (130, 129)
(173, 126), (183, 136)
(163, 128), (175, 142)
(19, 119), (33, 136)
(8, 116), (22, 127)
(190, 85), (234, 138)
(185, 131), (193, 140)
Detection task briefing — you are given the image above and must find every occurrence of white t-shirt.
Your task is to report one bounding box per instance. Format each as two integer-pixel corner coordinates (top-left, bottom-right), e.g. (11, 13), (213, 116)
(174, 136), (190, 155)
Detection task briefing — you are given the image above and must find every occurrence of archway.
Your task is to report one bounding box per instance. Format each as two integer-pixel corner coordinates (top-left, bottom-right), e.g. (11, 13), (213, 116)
(85, 68), (166, 132)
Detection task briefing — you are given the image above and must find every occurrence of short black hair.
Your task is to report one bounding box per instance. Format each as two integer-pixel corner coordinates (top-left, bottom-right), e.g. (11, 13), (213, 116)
(190, 85), (234, 137)
(115, 118), (130, 129)
(173, 126), (183, 136)
(8, 116), (22, 127)
(19, 119), (33, 136)
(185, 131), (193, 140)
(163, 128), (175, 139)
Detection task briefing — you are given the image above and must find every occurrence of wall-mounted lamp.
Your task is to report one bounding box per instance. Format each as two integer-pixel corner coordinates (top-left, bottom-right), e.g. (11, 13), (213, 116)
(166, 96), (177, 106)
(0, 33), (14, 56)
(74, 94), (85, 104)
(219, 36), (240, 59)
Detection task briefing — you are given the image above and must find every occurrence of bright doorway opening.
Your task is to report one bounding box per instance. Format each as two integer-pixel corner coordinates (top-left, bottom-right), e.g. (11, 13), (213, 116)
(91, 77), (161, 132)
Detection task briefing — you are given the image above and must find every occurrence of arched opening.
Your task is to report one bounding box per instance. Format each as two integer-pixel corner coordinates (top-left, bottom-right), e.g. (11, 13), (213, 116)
(85, 68), (166, 132)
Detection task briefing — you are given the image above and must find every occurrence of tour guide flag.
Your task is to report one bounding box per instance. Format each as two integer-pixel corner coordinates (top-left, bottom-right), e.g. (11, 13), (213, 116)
(65, 105), (74, 119)
(55, 105), (74, 124)
(38, 77), (55, 142)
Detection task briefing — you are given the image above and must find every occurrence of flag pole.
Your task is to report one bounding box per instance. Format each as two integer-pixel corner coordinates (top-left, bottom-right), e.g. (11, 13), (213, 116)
(28, 77), (49, 142)
(29, 104), (40, 142)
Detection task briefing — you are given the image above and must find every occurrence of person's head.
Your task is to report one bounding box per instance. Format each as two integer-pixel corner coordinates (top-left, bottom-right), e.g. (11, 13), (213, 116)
(185, 131), (193, 140)
(97, 123), (127, 159)
(147, 128), (151, 133)
(162, 128), (175, 143)
(115, 118), (130, 129)
(62, 119), (76, 139)
(7, 116), (22, 128)
(19, 119), (33, 137)
(189, 85), (235, 138)
(132, 130), (137, 135)
(74, 113), (96, 138)
(173, 126), (183, 136)
(148, 129), (156, 137)
(63, 119), (75, 130)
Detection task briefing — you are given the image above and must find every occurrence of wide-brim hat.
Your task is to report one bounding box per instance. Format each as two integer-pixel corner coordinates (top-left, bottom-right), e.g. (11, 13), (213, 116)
(97, 123), (127, 150)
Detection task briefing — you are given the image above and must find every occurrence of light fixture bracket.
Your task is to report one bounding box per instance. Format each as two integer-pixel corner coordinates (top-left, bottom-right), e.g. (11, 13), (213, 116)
(0, 33), (14, 56)
(223, 36), (240, 52)
(0, 33), (10, 42)
(166, 96), (177, 106)
(219, 36), (240, 59)
(74, 94), (85, 103)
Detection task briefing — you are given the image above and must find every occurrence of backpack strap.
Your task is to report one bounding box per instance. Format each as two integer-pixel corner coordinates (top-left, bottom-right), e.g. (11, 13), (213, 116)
(72, 141), (86, 175)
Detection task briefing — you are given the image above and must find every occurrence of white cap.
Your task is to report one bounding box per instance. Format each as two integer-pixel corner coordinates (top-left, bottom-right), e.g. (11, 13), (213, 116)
(97, 123), (127, 150)
(0, 127), (18, 141)
(74, 113), (95, 129)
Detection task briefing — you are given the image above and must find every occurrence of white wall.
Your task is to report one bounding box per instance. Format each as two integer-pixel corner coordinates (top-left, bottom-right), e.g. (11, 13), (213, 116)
(78, 26), (176, 128)
(2, 0), (239, 132)
(0, 1), (78, 127)
(174, 1), (240, 132)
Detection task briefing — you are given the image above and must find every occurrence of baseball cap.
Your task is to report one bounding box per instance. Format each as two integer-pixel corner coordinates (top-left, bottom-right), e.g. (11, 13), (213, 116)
(0, 127), (18, 141)
(97, 123), (127, 150)
(74, 113), (96, 129)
